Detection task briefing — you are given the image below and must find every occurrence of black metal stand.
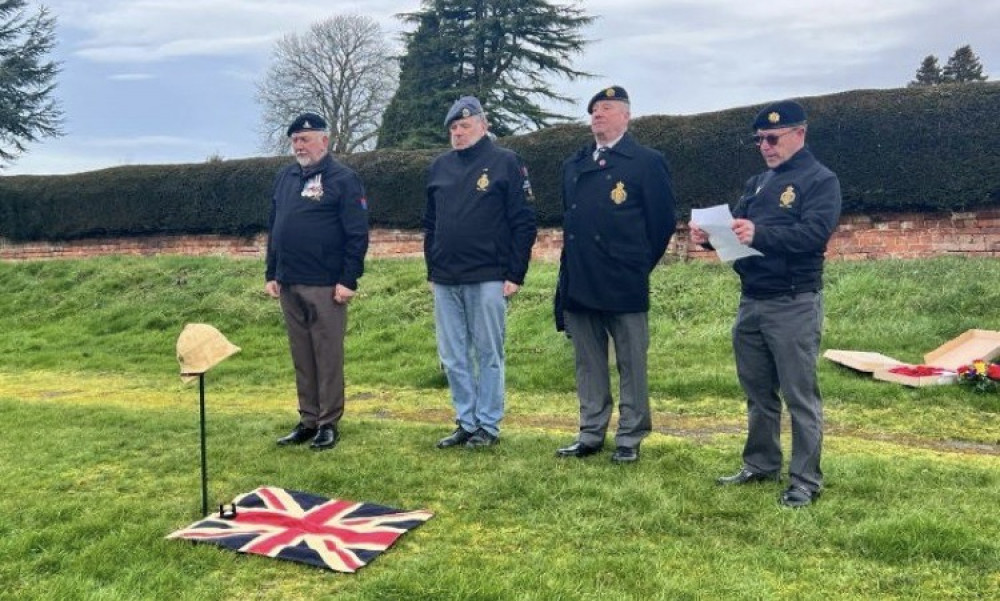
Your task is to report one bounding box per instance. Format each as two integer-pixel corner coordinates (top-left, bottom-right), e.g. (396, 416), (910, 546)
(197, 372), (208, 517)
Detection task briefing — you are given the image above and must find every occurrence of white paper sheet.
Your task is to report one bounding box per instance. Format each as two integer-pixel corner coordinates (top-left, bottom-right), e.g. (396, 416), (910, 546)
(690, 204), (764, 263)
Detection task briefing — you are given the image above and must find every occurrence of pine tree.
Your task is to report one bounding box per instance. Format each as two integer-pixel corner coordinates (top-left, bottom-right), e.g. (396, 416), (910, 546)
(0, 0), (63, 166)
(377, 11), (458, 149)
(908, 55), (943, 87)
(942, 45), (988, 83)
(378, 0), (593, 149)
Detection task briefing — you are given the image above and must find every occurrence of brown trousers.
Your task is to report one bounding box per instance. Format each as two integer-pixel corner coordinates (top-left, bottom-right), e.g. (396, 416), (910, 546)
(279, 284), (347, 428)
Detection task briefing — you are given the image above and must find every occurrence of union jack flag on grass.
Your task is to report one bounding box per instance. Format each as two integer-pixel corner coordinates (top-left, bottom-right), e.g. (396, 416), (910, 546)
(167, 486), (433, 573)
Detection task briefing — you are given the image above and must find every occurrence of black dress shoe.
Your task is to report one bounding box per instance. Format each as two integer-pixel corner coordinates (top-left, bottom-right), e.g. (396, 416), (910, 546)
(436, 427), (474, 449)
(555, 441), (602, 458)
(465, 429), (498, 448)
(309, 425), (339, 451)
(779, 484), (820, 508)
(610, 446), (639, 463)
(716, 467), (781, 486)
(277, 424), (317, 446)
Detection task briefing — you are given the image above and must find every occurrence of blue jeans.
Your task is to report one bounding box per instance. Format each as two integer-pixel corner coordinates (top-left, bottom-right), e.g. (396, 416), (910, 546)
(433, 281), (507, 437)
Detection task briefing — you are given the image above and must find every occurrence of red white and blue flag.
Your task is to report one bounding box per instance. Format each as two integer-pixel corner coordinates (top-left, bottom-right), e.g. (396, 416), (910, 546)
(167, 486), (433, 572)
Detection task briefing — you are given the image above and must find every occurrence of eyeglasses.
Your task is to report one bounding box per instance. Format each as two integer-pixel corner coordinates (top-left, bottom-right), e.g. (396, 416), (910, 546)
(751, 130), (798, 147)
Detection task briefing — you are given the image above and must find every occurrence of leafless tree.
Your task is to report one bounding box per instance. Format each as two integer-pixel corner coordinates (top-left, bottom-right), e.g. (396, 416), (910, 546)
(256, 14), (398, 155)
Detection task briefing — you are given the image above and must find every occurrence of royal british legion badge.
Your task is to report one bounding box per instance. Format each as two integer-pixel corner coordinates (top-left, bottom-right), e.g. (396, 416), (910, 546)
(610, 181), (628, 204)
(779, 185), (796, 208)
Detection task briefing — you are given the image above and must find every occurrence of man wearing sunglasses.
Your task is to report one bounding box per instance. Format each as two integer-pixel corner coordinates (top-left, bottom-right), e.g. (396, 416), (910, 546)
(689, 100), (841, 507)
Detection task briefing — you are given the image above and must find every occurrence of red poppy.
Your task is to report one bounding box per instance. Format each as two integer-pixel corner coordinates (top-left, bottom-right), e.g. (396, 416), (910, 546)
(988, 363), (1000, 381)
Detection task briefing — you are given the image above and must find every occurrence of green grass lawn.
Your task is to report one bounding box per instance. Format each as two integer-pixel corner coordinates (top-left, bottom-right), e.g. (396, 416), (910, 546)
(1, 256), (998, 600)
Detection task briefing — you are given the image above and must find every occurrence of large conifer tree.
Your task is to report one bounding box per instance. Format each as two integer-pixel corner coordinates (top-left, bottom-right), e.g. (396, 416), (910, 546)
(378, 0), (592, 149)
(0, 0), (62, 166)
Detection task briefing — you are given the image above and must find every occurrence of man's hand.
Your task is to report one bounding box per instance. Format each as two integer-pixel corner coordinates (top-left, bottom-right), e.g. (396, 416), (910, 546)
(333, 284), (356, 305)
(687, 221), (709, 245)
(265, 280), (281, 298)
(732, 218), (755, 245)
(503, 281), (520, 298)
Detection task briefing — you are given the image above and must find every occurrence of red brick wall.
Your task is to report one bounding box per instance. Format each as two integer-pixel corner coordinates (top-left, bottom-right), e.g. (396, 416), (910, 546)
(2, 209), (998, 262)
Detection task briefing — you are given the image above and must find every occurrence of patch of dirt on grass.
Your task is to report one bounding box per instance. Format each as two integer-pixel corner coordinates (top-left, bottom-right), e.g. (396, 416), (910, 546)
(356, 404), (1000, 456)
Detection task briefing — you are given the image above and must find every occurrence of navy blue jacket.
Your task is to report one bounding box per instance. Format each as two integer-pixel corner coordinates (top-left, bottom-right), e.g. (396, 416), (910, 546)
(265, 153), (370, 289)
(733, 147), (841, 298)
(424, 136), (537, 285)
(556, 132), (676, 322)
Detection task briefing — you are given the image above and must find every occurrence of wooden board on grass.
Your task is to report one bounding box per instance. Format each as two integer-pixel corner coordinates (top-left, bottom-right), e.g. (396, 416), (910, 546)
(823, 349), (904, 373)
(924, 329), (1000, 371)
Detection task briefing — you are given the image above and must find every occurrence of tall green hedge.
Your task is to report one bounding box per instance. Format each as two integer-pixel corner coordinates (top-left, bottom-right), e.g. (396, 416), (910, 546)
(2, 84), (998, 242)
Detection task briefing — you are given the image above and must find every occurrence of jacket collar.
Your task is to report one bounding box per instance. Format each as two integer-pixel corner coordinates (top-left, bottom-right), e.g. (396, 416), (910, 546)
(573, 131), (639, 172)
(454, 135), (493, 160)
(772, 146), (815, 173)
(294, 152), (334, 178)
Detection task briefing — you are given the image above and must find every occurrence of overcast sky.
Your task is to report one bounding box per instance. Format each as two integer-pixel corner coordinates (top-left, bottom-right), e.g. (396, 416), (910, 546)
(5, 0), (999, 175)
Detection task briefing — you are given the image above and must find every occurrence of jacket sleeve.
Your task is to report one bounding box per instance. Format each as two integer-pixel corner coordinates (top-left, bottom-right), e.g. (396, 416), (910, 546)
(503, 154), (538, 285)
(422, 165), (436, 282)
(752, 170), (842, 255)
(642, 150), (677, 270)
(336, 171), (370, 290)
(264, 175), (280, 282)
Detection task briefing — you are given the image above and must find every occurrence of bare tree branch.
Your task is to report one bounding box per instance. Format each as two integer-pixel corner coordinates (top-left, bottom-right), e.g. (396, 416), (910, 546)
(255, 14), (398, 155)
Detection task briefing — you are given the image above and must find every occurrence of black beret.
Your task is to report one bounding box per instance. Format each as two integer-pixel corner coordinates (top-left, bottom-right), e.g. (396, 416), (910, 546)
(286, 112), (328, 137)
(444, 96), (485, 126)
(587, 85), (629, 114)
(752, 100), (807, 130)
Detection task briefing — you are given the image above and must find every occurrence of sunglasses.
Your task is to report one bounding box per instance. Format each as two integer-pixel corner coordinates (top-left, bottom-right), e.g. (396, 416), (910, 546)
(751, 129), (798, 147)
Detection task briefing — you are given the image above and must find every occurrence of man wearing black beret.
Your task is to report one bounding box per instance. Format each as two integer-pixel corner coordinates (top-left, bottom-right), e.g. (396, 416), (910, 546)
(554, 86), (677, 463)
(266, 112), (370, 451)
(425, 96), (537, 450)
(689, 100), (842, 507)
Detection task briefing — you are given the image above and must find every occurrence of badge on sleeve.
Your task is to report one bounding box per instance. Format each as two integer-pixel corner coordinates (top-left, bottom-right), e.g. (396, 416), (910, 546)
(521, 165), (535, 202)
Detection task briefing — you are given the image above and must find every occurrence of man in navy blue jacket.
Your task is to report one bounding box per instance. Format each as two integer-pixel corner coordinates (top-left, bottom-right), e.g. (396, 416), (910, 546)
(554, 86), (677, 464)
(689, 100), (841, 507)
(266, 112), (369, 451)
(425, 96), (537, 449)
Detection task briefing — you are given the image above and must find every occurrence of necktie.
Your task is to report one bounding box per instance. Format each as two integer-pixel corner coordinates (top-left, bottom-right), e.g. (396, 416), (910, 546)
(594, 146), (608, 162)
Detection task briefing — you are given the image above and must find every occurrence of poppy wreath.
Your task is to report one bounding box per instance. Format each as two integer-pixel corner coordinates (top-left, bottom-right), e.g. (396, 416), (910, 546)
(956, 359), (1000, 393)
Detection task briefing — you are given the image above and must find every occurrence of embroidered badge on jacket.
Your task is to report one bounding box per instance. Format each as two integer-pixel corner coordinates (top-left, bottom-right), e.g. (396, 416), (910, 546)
(301, 174), (323, 201)
(476, 171), (490, 192)
(521, 166), (535, 202)
(779, 185), (797, 208)
(610, 181), (628, 204)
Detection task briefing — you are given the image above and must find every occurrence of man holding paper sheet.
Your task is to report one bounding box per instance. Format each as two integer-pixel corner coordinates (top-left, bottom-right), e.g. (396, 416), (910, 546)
(689, 100), (841, 507)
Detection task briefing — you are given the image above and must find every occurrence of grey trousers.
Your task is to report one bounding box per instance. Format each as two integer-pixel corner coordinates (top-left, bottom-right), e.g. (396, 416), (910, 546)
(733, 292), (824, 491)
(565, 310), (650, 449)
(279, 284), (347, 428)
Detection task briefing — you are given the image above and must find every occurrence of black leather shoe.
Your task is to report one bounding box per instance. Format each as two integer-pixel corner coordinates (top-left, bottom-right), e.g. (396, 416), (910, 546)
(555, 441), (602, 458)
(465, 429), (498, 448)
(716, 468), (781, 486)
(309, 425), (339, 451)
(436, 427), (474, 449)
(610, 446), (639, 463)
(277, 424), (317, 446)
(779, 484), (821, 508)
